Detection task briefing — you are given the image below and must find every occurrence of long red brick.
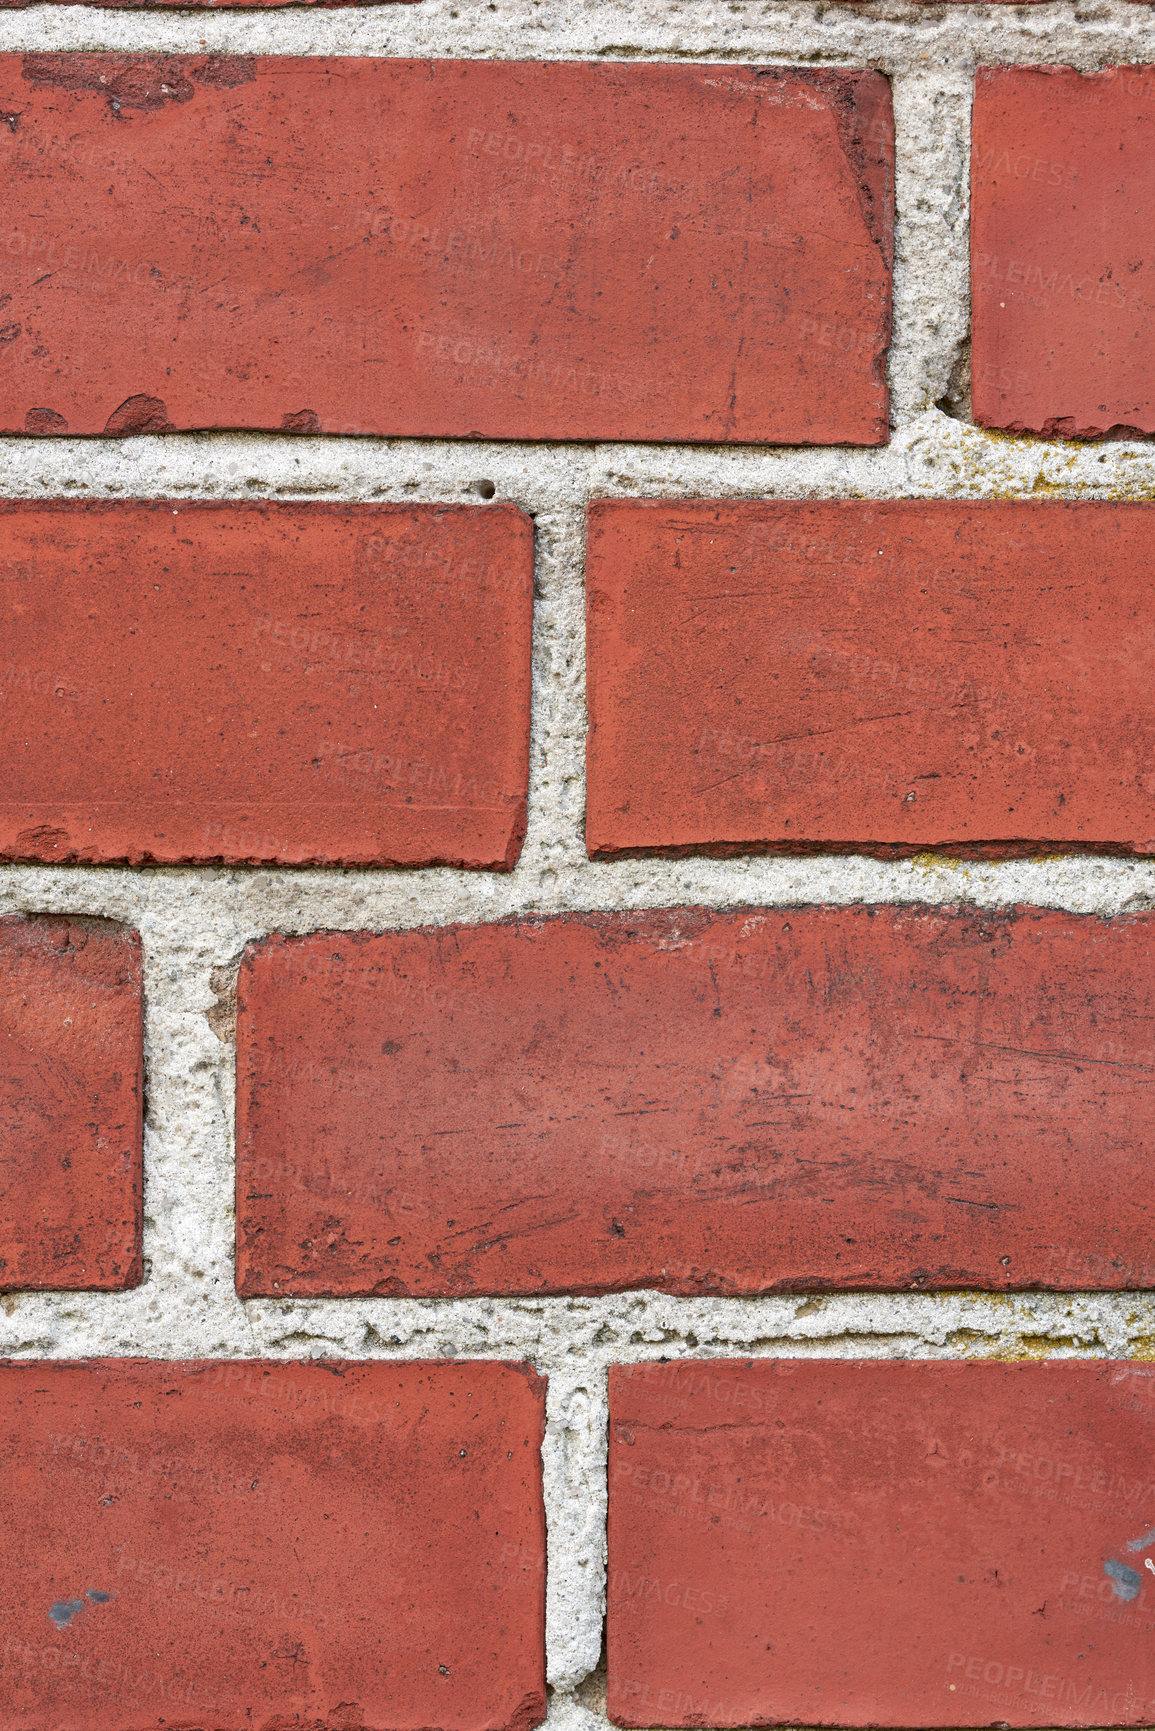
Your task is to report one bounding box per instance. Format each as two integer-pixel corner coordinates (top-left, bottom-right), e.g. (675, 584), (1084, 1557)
(0, 917), (141, 1291)
(0, 1358), (546, 1731)
(586, 499), (1155, 857)
(972, 67), (1155, 436)
(0, 501), (532, 867)
(236, 904), (1155, 1296)
(608, 1360), (1155, 1728)
(0, 0), (417, 8)
(0, 58), (892, 445)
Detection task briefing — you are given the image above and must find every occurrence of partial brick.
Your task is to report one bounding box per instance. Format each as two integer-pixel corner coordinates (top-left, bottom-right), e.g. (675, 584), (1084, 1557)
(0, 1358), (546, 1731)
(0, 917), (141, 1291)
(586, 498), (1155, 857)
(972, 66), (1155, 436)
(236, 904), (1155, 1296)
(0, 501), (532, 867)
(0, 58), (892, 445)
(608, 1359), (1155, 1728)
(0, 0), (415, 8)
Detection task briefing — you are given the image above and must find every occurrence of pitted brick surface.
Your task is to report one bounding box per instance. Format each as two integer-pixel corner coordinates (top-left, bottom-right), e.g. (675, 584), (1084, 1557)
(1, 56), (892, 446)
(238, 905), (1155, 1298)
(0, 1357), (546, 1731)
(0, 916), (142, 1291)
(0, 500), (532, 868)
(608, 1359), (1155, 1727)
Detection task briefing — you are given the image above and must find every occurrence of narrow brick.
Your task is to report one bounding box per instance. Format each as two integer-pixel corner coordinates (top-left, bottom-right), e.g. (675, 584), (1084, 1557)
(972, 66), (1155, 436)
(586, 498), (1155, 857)
(0, 0), (418, 8)
(236, 904), (1155, 1296)
(0, 501), (532, 867)
(0, 916), (141, 1291)
(0, 1358), (546, 1731)
(608, 1360), (1155, 1728)
(1, 58), (892, 445)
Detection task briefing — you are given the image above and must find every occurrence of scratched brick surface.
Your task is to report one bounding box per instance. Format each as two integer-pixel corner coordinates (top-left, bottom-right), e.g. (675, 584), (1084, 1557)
(235, 904), (1155, 1296)
(0, 916), (142, 1292)
(586, 499), (1155, 858)
(972, 67), (1155, 436)
(0, 1358), (546, 1731)
(0, 500), (532, 867)
(0, 0), (417, 8)
(608, 1359), (1155, 1728)
(0, 56), (892, 446)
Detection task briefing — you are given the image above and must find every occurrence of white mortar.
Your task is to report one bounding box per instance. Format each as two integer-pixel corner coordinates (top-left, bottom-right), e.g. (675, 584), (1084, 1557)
(4, 0), (1155, 1714)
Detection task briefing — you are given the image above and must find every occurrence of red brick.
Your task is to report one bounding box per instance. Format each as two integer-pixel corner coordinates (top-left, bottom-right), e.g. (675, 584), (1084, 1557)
(608, 1359), (1155, 1728)
(236, 904), (1155, 1296)
(0, 0), (417, 8)
(972, 67), (1155, 437)
(0, 917), (141, 1291)
(0, 58), (892, 446)
(0, 501), (531, 867)
(586, 498), (1155, 858)
(0, 1358), (546, 1731)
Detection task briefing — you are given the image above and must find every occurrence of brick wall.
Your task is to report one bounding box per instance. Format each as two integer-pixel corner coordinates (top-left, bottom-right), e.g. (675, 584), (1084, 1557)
(3, 0), (1155, 1726)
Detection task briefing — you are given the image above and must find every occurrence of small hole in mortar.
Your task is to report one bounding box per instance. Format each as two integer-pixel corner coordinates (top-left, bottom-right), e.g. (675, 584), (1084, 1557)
(475, 478), (496, 500)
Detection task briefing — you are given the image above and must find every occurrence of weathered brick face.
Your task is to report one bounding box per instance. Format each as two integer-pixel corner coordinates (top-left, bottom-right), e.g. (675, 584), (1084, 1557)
(585, 498), (1155, 857)
(972, 67), (1155, 436)
(608, 1361), (1155, 1728)
(0, 501), (533, 867)
(0, 916), (141, 1289)
(0, 1359), (546, 1731)
(236, 905), (1155, 1297)
(2, 4), (1154, 1730)
(1, 57), (892, 444)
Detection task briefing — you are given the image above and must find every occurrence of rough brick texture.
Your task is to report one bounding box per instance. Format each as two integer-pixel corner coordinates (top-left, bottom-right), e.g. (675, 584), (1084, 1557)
(0, 0), (416, 7)
(586, 499), (1155, 858)
(608, 1359), (1155, 1728)
(235, 904), (1155, 1296)
(1, 57), (892, 445)
(0, 1358), (546, 1731)
(0, 917), (141, 1291)
(972, 67), (1155, 437)
(0, 501), (532, 867)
